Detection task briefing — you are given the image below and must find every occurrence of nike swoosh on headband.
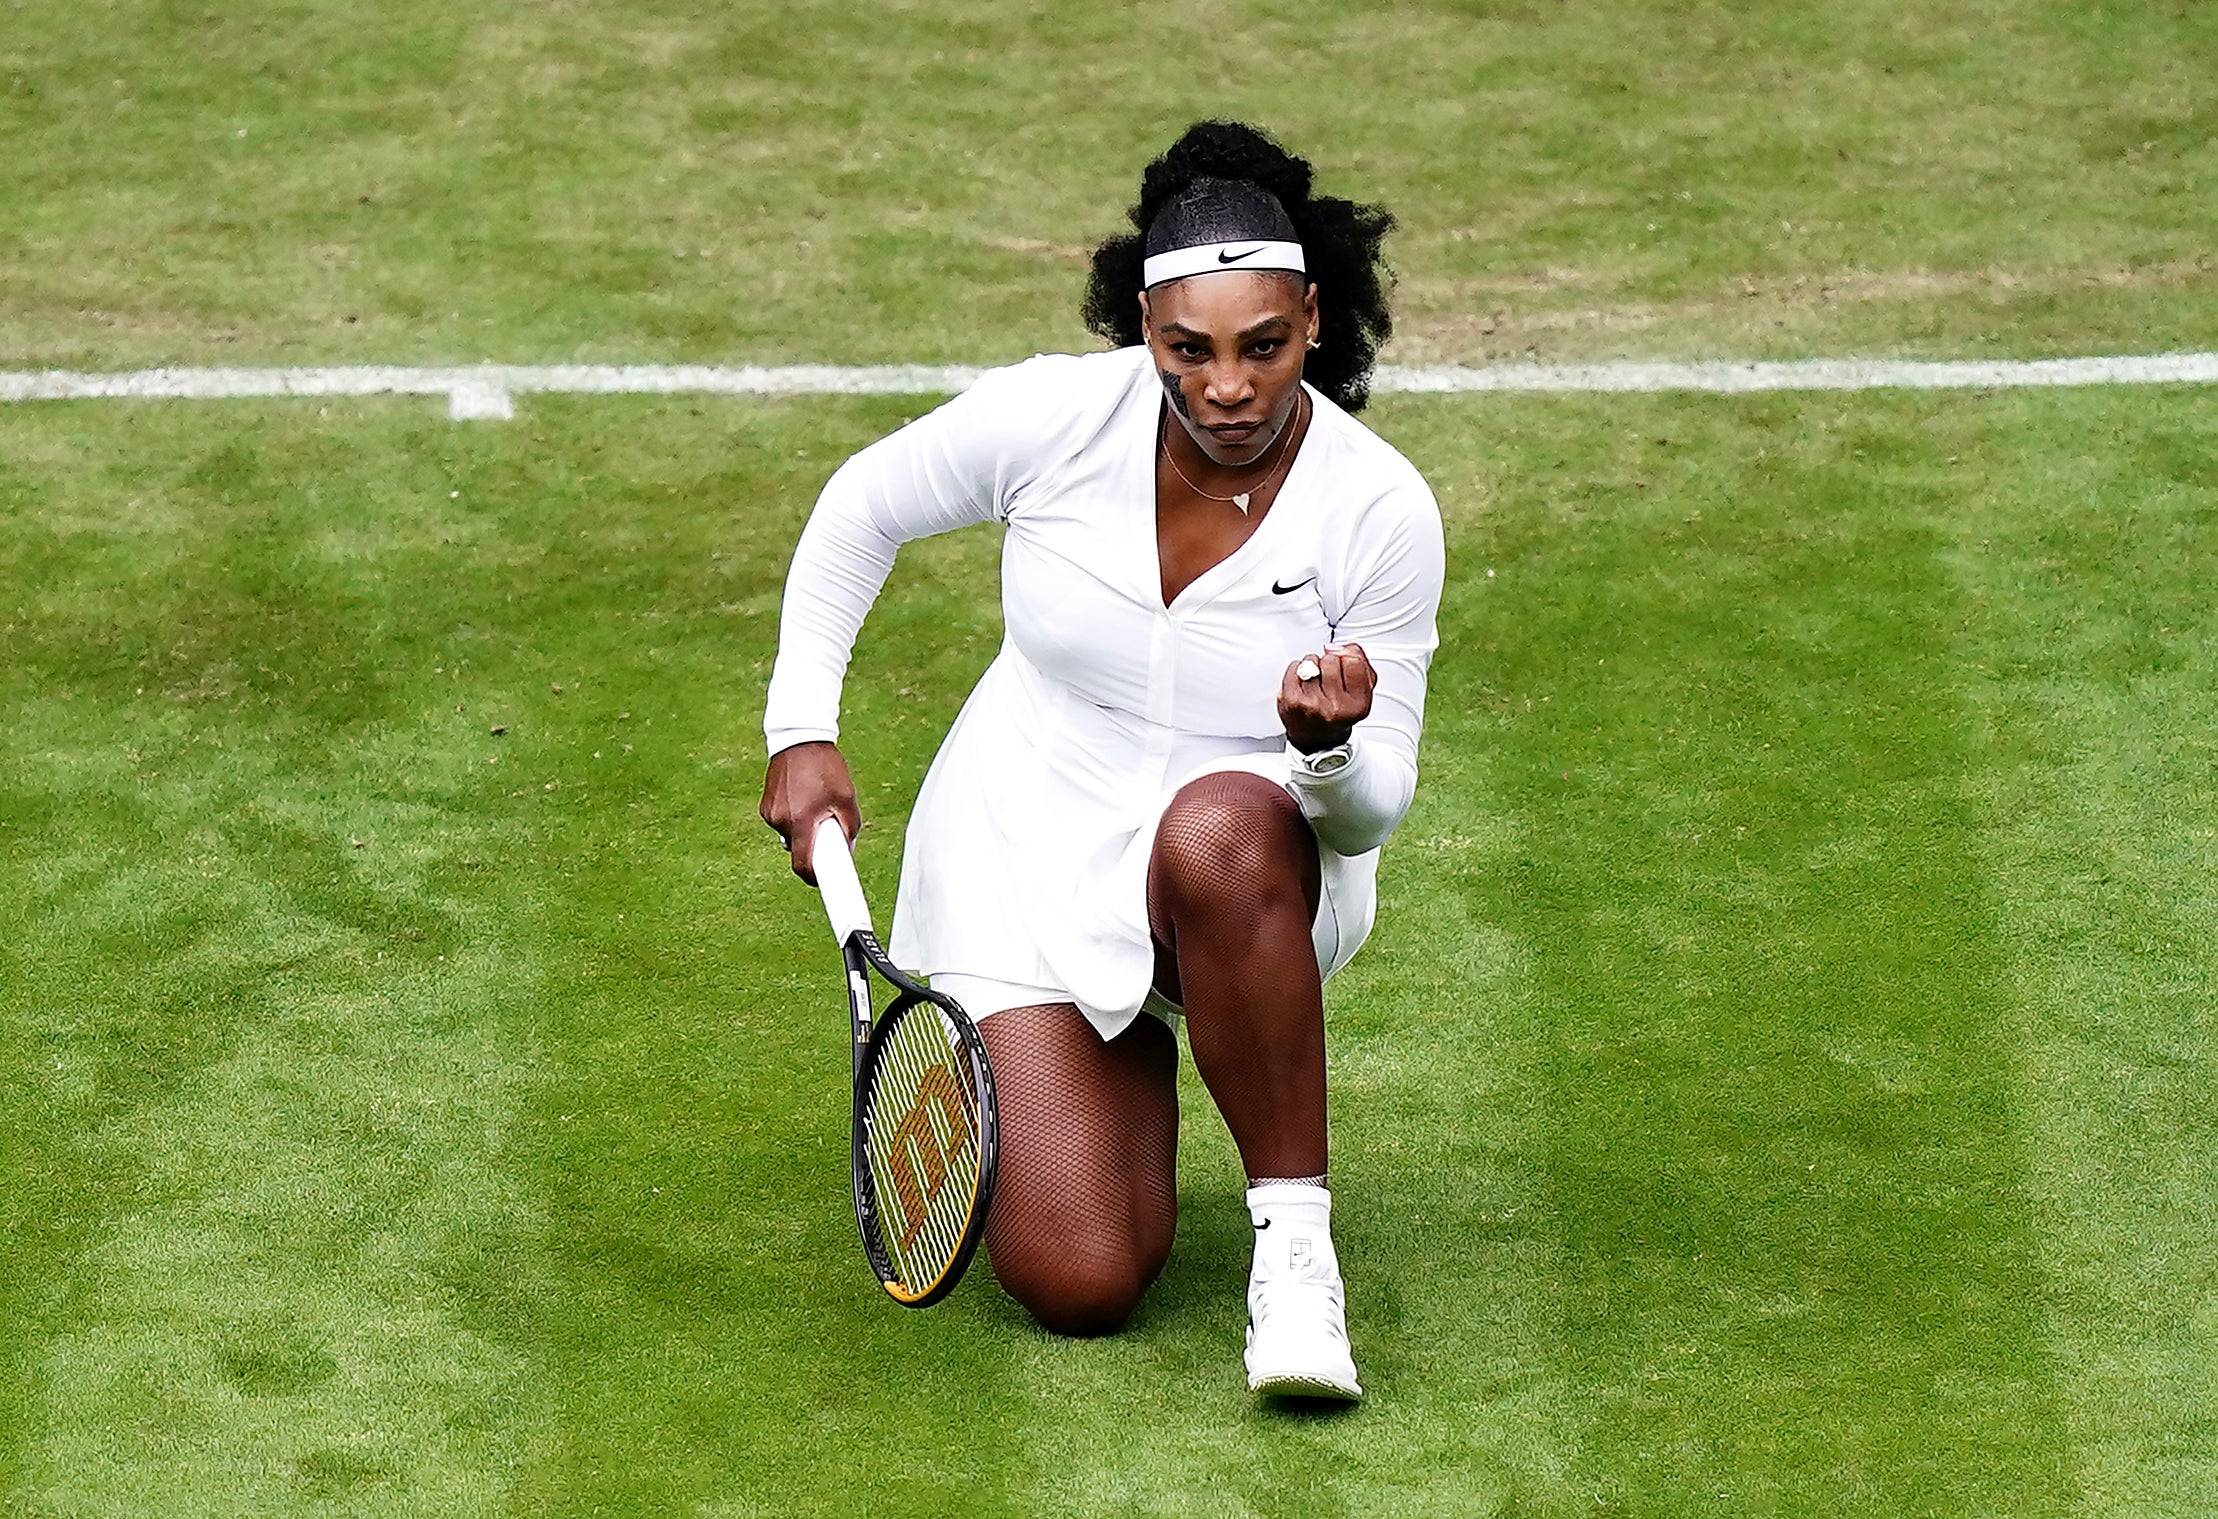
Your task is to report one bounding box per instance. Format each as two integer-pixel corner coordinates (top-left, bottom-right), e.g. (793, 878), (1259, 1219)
(1142, 240), (1306, 287)
(1271, 575), (1318, 595)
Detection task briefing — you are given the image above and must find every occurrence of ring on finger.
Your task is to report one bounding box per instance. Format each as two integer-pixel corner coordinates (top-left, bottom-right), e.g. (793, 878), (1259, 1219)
(1296, 657), (1322, 682)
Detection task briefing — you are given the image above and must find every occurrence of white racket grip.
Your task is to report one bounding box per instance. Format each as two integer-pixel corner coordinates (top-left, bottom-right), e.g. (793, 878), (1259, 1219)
(811, 816), (873, 945)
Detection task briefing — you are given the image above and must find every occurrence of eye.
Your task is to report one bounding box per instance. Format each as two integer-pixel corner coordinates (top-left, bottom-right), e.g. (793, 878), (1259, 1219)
(1172, 342), (1207, 361)
(1249, 339), (1283, 358)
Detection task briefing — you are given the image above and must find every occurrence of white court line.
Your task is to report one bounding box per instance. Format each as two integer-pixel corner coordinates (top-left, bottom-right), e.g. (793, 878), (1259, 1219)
(3, 354), (2216, 419)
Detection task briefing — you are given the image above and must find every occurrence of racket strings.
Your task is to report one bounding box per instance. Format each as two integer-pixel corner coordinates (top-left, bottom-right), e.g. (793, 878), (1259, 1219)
(874, 1023), (977, 1283)
(863, 1003), (982, 1293)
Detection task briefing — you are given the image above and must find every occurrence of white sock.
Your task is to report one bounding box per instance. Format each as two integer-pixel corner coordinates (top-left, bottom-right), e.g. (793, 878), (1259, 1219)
(1245, 1182), (1336, 1275)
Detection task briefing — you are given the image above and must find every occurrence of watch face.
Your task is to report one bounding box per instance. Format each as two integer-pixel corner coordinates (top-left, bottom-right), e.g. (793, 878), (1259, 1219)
(1307, 746), (1351, 775)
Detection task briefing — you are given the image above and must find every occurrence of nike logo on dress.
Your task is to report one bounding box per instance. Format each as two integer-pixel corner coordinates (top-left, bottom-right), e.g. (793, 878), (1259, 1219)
(1271, 576), (1317, 595)
(1217, 246), (1264, 264)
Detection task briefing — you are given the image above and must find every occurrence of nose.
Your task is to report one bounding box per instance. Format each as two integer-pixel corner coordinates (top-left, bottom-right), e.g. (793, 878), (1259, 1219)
(1203, 359), (1254, 412)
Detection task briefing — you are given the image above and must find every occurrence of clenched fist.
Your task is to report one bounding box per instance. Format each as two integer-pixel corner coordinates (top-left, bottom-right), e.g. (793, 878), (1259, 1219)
(1278, 642), (1375, 754)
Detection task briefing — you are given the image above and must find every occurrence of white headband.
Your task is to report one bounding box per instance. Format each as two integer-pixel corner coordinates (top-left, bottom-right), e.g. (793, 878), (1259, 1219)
(1142, 240), (1306, 288)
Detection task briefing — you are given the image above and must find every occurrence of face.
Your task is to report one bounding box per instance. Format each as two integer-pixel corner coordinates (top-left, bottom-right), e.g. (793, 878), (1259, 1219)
(1140, 272), (1320, 466)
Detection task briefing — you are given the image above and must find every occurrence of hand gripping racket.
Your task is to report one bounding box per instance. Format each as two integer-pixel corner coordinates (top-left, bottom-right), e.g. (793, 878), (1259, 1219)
(811, 817), (998, 1307)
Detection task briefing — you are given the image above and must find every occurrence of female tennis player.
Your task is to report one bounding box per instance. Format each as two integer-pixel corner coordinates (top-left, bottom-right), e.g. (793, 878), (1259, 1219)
(760, 120), (1442, 1400)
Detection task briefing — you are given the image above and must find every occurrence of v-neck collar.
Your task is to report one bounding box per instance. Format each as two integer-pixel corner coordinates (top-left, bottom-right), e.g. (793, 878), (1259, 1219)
(1148, 382), (1321, 615)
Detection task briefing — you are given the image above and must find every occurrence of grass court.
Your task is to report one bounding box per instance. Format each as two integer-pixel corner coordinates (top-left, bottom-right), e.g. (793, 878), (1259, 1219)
(3, 2), (2216, 1515)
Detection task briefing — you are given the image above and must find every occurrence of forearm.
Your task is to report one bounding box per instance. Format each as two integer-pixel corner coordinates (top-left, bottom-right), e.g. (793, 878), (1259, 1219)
(762, 495), (900, 754)
(1286, 731), (1416, 856)
(1286, 483), (1442, 858)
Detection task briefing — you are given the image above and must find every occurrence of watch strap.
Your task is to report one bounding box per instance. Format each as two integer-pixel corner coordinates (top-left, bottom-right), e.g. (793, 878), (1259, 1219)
(1290, 738), (1354, 778)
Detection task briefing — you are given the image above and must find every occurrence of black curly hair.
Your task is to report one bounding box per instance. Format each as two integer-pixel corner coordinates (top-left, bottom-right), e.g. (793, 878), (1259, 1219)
(1083, 121), (1396, 412)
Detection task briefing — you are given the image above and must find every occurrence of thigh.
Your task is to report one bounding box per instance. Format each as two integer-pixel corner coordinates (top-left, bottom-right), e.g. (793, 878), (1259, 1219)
(977, 1003), (1179, 1333)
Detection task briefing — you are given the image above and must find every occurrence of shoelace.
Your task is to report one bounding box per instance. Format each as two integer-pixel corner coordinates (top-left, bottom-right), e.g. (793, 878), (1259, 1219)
(1249, 1269), (1348, 1341)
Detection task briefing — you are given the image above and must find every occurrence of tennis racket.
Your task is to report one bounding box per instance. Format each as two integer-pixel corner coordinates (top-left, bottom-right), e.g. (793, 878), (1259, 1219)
(810, 816), (998, 1307)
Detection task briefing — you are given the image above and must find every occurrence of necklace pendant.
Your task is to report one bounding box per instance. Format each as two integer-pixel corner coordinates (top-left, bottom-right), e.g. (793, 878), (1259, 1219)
(1233, 492), (1251, 514)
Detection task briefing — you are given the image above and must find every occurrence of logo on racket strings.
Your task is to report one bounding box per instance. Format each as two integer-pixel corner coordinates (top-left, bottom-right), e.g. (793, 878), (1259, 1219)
(887, 1065), (971, 1251)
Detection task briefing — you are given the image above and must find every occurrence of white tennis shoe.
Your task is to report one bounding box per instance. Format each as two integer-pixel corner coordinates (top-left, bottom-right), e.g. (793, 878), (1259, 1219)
(1242, 1183), (1363, 1400)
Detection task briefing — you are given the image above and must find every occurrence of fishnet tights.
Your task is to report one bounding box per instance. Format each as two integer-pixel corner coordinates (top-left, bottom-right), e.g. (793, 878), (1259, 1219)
(979, 1004), (1177, 1336)
(978, 772), (1325, 1336)
(1148, 772), (1327, 1182)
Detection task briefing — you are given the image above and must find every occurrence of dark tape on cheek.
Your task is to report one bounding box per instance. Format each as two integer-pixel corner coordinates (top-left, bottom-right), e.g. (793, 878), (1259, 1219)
(1158, 369), (1192, 419)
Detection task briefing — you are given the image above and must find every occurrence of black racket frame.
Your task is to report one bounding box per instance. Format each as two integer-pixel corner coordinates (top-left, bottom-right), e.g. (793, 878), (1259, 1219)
(840, 929), (999, 1308)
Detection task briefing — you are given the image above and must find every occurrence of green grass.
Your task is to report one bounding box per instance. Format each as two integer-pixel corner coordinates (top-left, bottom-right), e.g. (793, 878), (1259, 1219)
(3, 0), (2214, 371)
(4, 388), (2216, 1516)
(7, 0), (2218, 1513)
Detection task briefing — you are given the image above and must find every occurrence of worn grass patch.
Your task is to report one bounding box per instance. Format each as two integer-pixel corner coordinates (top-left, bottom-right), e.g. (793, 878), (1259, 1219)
(3, 0), (2214, 370)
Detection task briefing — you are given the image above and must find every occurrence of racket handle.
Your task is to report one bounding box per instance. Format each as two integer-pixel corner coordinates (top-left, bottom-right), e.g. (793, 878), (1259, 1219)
(811, 815), (873, 945)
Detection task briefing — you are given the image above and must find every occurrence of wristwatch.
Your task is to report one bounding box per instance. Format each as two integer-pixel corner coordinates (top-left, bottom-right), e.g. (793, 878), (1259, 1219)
(1291, 739), (1354, 778)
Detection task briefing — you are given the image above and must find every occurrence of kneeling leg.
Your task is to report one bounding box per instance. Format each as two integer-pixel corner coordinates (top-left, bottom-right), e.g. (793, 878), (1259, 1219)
(978, 1003), (1178, 1336)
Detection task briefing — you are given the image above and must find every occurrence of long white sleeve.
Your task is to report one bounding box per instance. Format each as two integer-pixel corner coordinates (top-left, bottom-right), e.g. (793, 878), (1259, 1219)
(1287, 482), (1445, 857)
(762, 362), (1061, 755)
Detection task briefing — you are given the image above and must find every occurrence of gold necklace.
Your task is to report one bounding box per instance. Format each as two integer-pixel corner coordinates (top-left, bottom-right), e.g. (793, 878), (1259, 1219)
(1160, 394), (1306, 514)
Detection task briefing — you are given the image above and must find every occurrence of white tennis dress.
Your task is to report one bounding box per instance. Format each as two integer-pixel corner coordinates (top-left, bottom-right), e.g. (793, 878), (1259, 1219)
(765, 346), (1444, 1039)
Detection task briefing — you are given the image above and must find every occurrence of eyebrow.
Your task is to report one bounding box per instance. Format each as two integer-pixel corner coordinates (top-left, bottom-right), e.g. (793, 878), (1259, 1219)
(1161, 316), (1297, 343)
